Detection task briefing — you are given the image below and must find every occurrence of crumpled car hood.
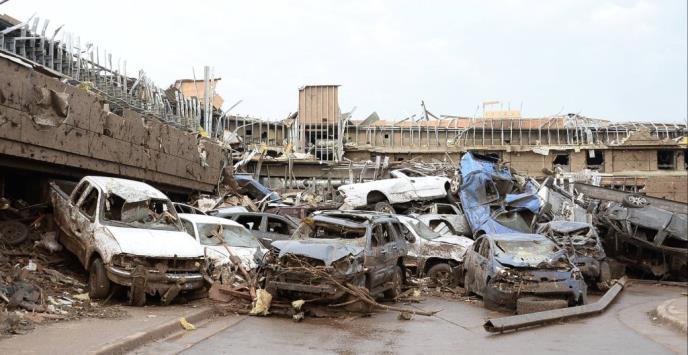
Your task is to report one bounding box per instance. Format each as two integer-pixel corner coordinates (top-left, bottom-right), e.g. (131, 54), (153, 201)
(271, 239), (364, 266)
(106, 226), (203, 258)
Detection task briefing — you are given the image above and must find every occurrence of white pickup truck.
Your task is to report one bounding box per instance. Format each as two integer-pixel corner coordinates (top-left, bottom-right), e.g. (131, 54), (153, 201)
(338, 169), (456, 212)
(50, 176), (206, 306)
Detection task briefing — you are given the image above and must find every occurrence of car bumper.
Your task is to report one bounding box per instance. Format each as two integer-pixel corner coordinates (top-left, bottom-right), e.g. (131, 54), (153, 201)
(572, 256), (601, 280)
(484, 279), (586, 310)
(107, 265), (205, 291)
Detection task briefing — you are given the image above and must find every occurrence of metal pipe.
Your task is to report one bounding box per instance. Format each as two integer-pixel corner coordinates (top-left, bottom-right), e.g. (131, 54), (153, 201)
(483, 277), (628, 333)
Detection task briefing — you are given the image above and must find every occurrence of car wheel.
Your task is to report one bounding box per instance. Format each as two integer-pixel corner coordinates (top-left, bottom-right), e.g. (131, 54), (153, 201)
(0, 221), (29, 246)
(622, 194), (648, 208)
(384, 266), (403, 299)
(374, 201), (395, 213)
(88, 257), (111, 299)
(516, 296), (568, 314)
(427, 263), (455, 287)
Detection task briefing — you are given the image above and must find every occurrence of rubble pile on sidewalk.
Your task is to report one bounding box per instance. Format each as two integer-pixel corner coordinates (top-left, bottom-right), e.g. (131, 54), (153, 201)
(0, 199), (126, 335)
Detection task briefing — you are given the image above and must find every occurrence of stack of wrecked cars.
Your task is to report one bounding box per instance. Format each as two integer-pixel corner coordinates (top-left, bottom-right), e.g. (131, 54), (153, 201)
(50, 177), (207, 306)
(456, 152), (610, 312)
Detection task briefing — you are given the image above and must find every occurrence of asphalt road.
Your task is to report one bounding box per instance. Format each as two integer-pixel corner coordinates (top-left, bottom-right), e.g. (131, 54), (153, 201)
(137, 283), (687, 355)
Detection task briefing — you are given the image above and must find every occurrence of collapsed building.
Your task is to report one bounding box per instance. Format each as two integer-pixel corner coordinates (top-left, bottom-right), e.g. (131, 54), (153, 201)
(220, 86), (687, 203)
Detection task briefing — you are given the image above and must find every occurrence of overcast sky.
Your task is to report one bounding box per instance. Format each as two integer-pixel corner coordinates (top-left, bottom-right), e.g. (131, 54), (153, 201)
(2, 0), (686, 123)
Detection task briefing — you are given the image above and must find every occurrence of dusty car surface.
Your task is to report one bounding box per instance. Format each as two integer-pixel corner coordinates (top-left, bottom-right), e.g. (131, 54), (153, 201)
(338, 169), (455, 212)
(178, 213), (266, 270)
(463, 233), (587, 312)
(50, 177), (206, 306)
(262, 211), (408, 301)
(537, 221), (610, 289)
(396, 215), (473, 286)
(221, 212), (299, 248)
(459, 152), (544, 237)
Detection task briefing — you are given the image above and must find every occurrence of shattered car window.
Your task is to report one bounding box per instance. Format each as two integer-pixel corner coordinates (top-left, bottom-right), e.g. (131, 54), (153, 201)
(294, 221), (367, 241)
(402, 218), (442, 240)
(198, 223), (261, 248)
(493, 210), (532, 233)
(102, 194), (182, 231)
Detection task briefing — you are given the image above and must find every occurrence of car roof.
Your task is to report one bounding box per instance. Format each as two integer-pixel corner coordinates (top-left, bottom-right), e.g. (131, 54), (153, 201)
(85, 176), (168, 201)
(483, 233), (551, 242)
(178, 213), (244, 227)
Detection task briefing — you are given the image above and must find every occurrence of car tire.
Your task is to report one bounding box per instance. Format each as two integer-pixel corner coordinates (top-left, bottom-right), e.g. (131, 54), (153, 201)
(88, 257), (111, 299)
(384, 266), (403, 300)
(374, 201), (395, 213)
(427, 263), (455, 287)
(622, 194), (648, 208)
(0, 221), (29, 246)
(516, 296), (568, 314)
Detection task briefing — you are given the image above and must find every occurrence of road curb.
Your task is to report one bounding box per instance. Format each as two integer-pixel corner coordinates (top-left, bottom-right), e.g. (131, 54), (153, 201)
(93, 306), (217, 355)
(655, 297), (687, 333)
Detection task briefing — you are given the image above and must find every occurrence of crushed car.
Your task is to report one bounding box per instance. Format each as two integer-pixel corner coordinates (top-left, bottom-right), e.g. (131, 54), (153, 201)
(410, 203), (471, 237)
(596, 199), (687, 280)
(262, 211), (408, 302)
(458, 152), (546, 237)
(178, 213), (266, 270)
(536, 221), (610, 290)
(338, 168), (457, 212)
(462, 233), (587, 313)
(50, 177), (206, 306)
(396, 215), (473, 286)
(220, 211), (299, 248)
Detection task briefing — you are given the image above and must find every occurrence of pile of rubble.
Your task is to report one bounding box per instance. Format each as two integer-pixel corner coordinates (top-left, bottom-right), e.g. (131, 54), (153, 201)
(0, 199), (126, 335)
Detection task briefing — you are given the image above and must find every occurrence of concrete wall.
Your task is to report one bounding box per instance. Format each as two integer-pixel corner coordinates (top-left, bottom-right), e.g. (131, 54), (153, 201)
(0, 56), (223, 192)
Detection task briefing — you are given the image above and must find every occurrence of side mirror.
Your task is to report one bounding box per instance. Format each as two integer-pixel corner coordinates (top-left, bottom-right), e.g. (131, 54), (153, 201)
(404, 231), (416, 243)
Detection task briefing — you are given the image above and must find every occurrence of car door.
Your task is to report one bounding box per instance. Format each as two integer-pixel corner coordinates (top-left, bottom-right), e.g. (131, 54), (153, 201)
(473, 238), (492, 295)
(71, 184), (100, 263)
(365, 223), (396, 289)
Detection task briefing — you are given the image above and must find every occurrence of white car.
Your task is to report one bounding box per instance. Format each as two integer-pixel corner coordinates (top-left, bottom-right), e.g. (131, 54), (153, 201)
(338, 169), (455, 212)
(50, 176), (206, 306)
(396, 215), (474, 286)
(178, 214), (266, 270)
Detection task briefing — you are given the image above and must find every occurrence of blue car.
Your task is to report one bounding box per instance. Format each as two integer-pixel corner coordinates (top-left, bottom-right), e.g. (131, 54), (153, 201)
(463, 233), (587, 312)
(459, 152), (544, 237)
(234, 175), (281, 203)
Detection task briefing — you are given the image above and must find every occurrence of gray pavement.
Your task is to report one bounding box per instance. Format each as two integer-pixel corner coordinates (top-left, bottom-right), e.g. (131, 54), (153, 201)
(138, 283), (687, 355)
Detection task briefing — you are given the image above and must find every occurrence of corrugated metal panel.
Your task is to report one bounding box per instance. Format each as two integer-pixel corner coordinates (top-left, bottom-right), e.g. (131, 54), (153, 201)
(298, 85), (339, 124)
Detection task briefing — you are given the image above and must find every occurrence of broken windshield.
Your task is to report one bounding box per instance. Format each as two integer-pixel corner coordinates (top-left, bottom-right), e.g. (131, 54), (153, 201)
(294, 220), (368, 241)
(198, 223), (261, 248)
(102, 194), (182, 231)
(494, 239), (567, 268)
